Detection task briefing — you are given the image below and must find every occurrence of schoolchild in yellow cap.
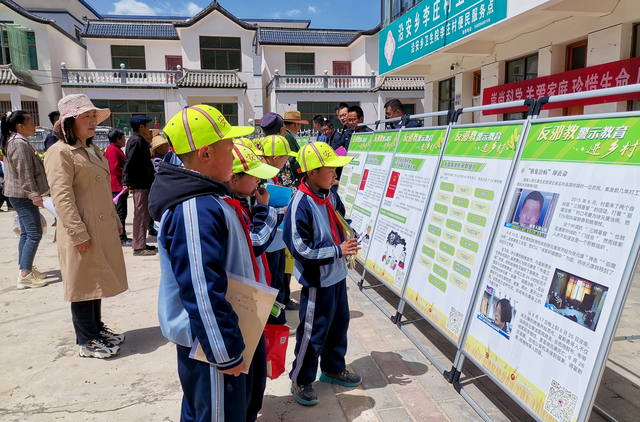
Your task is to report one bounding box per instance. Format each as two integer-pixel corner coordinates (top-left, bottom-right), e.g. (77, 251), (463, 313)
(147, 105), (268, 422)
(259, 133), (299, 321)
(234, 137), (264, 156)
(261, 135), (296, 175)
(283, 142), (361, 406)
(226, 144), (284, 292)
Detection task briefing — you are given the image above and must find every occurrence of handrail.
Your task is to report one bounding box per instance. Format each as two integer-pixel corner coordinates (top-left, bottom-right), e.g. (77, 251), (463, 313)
(358, 110), (454, 129)
(61, 67), (182, 86)
(535, 83), (640, 115)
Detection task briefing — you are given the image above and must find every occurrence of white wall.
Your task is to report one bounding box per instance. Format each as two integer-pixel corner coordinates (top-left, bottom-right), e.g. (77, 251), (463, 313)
(0, 4), (87, 125)
(177, 12), (255, 74)
(274, 92), (379, 126)
(262, 45), (353, 76)
(394, 0), (640, 122)
(33, 12), (84, 38)
(85, 38), (182, 70)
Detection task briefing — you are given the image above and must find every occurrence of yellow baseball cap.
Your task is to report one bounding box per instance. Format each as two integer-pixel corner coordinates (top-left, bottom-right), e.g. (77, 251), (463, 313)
(234, 137), (264, 156)
(164, 105), (255, 155)
(232, 145), (279, 179)
(297, 142), (353, 173)
(260, 135), (297, 157)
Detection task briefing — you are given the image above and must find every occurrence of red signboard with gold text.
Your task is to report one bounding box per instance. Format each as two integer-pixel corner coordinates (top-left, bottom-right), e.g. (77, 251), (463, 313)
(482, 56), (640, 114)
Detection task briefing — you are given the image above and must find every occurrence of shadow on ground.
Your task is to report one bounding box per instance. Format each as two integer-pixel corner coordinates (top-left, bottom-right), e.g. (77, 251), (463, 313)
(114, 325), (168, 358)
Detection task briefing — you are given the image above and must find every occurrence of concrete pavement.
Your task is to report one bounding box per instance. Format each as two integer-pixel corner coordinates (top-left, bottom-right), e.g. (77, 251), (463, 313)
(0, 203), (638, 421)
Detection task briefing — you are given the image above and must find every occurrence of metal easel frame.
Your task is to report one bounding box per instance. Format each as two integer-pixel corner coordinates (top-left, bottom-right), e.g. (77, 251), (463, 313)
(451, 85), (640, 422)
(347, 111), (454, 322)
(393, 99), (537, 379)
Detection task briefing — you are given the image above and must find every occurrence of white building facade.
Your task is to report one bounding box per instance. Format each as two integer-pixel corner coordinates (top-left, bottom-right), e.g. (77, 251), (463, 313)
(380, 0), (640, 125)
(1, 0), (637, 135)
(0, 0), (427, 135)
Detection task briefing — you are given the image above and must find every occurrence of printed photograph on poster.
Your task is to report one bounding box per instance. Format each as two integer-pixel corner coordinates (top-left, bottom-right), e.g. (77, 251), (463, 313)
(379, 230), (407, 272)
(544, 269), (609, 332)
(476, 285), (516, 340)
(504, 188), (560, 238)
(359, 218), (374, 256)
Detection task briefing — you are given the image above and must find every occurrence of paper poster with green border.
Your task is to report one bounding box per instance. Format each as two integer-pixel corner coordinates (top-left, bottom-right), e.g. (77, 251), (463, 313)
(349, 133), (374, 152)
(338, 133), (374, 219)
(402, 123), (523, 345)
(350, 131), (400, 263)
(522, 117), (640, 166)
(364, 128), (447, 294)
(297, 136), (310, 148)
(463, 116), (640, 422)
(444, 125), (520, 160)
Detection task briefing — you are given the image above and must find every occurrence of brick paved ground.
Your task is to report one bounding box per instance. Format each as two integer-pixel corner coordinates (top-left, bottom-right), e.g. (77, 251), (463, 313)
(1, 206), (638, 421)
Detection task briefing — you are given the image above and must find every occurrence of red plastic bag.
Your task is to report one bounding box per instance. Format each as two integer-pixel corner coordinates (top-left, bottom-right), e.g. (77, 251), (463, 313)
(264, 324), (289, 380)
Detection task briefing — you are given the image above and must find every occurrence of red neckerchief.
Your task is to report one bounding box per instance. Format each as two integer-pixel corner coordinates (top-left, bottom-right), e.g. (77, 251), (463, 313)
(222, 197), (260, 283)
(238, 200), (273, 287)
(298, 179), (344, 246)
(272, 177), (280, 186)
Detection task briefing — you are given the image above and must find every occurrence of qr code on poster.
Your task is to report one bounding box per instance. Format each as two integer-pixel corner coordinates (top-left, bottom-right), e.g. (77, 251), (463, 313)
(543, 379), (578, 422)
(446, 307), (464, 336)
(393, 269), (405, 289)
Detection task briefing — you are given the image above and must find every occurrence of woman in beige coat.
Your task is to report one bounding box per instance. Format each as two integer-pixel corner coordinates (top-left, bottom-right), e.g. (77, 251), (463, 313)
(45, 94), (128, 359)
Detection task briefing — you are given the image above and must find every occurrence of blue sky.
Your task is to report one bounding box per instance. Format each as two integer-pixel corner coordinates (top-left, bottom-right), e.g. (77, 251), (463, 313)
(85, 0), (381, 30)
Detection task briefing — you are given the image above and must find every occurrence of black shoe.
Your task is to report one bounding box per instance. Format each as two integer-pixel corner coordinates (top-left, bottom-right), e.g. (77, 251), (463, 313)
(148, 228), (158, 237)
(319, 370), (362, 387)
(121, 238), (132, 247)
(290, 382), (319, 405)
(133, 248), (156, 256)
(285, 299), (300, 311)
(145, 244), (157, 251)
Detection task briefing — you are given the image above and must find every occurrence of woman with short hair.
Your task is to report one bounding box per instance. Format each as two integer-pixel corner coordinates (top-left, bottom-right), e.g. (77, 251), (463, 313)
(45, 94), (129, 359)
(0, 110), (49, 290)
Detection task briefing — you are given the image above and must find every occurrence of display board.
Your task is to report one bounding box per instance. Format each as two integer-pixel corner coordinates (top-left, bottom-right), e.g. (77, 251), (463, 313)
(338, 133), (373, 219)
(297, 136), (310, 148)
(462, 115), (640, 422)
(402, 123), (524, 344)
(349, 130), (401, 262)
(364, 128), (447, 295)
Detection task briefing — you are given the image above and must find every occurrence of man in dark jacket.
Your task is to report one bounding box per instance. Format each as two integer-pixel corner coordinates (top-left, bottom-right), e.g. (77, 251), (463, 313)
(384, 99), (421, 129)
(340, 105), (373, 151)
(44, 111), (60, 151)
(122, 115), (156, 256)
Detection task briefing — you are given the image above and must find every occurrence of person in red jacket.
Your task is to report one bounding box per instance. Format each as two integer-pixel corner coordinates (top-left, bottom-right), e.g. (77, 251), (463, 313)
(105, 128), (131, 246)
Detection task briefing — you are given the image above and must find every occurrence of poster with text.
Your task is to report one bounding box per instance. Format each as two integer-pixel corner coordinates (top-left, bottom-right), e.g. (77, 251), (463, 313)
(349, 131), (400, 262)
(364, 128), (447, 294)
(338, 133), (373, 219)
(403, 124), (523, 344)
(463, 116), (640, 422)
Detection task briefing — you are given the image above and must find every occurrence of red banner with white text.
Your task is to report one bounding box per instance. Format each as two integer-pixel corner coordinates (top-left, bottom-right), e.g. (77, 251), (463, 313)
(482, 56), (640, 115)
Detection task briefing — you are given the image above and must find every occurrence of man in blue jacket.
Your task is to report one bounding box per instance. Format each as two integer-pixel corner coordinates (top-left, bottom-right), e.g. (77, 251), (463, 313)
(283, 142), (362, 406)
(148, 105), (263, 422)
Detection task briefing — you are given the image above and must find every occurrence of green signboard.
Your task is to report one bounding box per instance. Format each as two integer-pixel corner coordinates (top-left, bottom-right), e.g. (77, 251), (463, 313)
(380, 0), (507, 74)
(523, 117), (640, 165)
(445, 125), (520, 160)
(349, 133), (374, 152)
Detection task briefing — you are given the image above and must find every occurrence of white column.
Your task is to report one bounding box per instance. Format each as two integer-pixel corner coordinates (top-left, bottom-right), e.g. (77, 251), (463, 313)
(585, 23), (630, 113)
(456, 71), (474, 124)
(237, 93), (245, 125)
(424, 81), (435, 126)
(10, 89), (21, 111)
(537, 45), (564, 118)
(480, 61), (504, 123)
